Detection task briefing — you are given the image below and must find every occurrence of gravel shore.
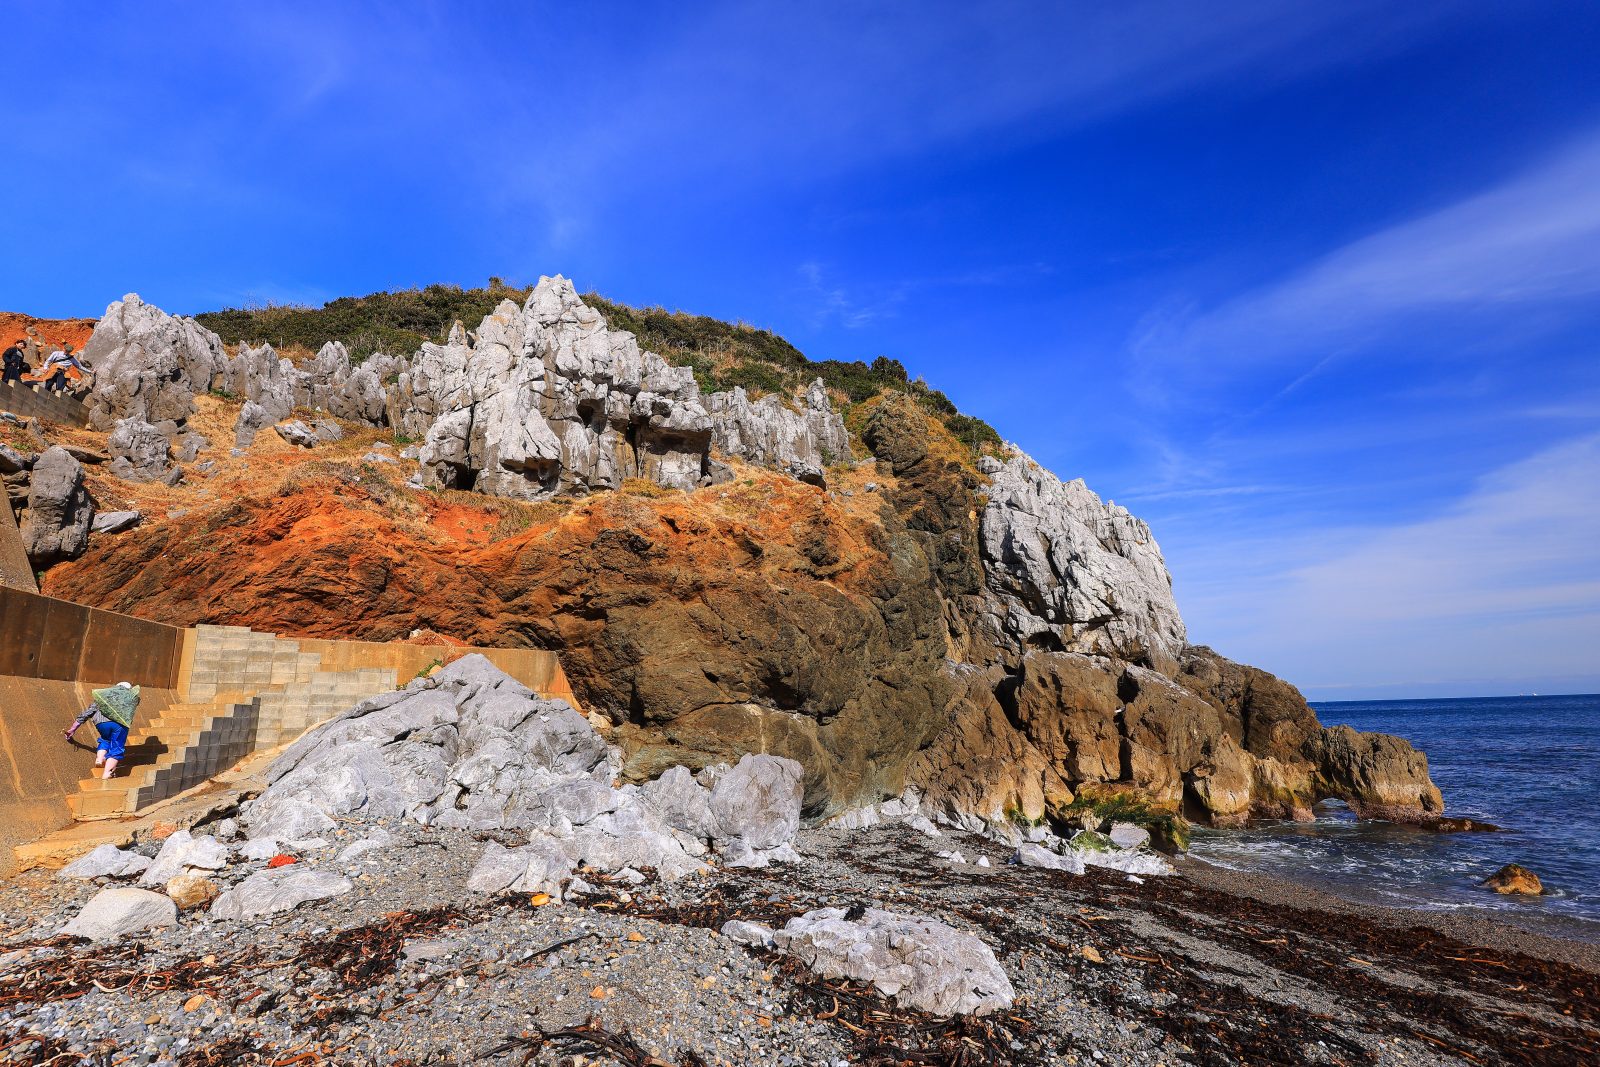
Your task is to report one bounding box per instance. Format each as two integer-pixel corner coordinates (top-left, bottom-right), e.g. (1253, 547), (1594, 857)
(2, 820), (1595, 1066)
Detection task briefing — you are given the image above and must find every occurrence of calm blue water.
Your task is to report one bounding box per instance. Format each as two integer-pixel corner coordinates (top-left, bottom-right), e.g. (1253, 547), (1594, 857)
(1188, 694), (1600, 941)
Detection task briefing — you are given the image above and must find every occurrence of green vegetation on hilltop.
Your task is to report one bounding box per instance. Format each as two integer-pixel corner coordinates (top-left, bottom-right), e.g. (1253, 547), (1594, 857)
(197, 278), (1002, 456)
(195, 278), (534, 357)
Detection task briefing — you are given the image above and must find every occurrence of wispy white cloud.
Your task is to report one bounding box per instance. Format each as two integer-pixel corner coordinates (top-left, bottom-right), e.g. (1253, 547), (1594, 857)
(1138, 129), (1600, 391)
(1182, 432), (1600, 694)
(487, 1), (1467, 221)
(796, 262), (903, 329)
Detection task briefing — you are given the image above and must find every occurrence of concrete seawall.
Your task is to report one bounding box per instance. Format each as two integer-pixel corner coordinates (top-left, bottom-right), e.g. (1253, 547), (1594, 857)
(1, 584), (577, 873)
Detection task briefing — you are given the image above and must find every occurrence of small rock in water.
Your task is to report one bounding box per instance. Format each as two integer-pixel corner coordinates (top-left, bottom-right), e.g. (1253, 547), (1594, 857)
(1481, 863), (1544, 896)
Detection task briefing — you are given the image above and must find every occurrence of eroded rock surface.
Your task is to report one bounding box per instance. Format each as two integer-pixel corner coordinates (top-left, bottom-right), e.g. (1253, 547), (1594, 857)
(706, 378), (851, 473)
(81, 294), (230, 430)
(976, 450), (1185, 673)
(21, 446), (92, 566)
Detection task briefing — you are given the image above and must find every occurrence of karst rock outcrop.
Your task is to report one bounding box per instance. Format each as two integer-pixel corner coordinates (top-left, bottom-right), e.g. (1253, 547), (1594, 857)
(49, 276), (1446, 842)
(21, 446), (93, 566)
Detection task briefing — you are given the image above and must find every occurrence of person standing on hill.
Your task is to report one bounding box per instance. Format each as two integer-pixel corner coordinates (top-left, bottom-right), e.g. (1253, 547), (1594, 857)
(1, 341), (25, 385)
(64, 681), (140, 779)
(39, 343), (84, 393)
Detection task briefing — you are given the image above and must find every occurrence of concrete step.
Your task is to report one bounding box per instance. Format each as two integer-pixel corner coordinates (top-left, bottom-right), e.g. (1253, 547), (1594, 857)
(66, 786), (138, 820)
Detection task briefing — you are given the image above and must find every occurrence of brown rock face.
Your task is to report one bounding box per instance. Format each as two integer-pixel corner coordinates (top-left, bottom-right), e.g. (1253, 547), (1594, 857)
(1481, 863), (1544, 896)
(908, 643), (1439, 829)
(1176, 646), (1321, 764)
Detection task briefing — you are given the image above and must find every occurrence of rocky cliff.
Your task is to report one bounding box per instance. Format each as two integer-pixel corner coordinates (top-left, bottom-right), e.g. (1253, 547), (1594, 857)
(34, 277), (1443, 841)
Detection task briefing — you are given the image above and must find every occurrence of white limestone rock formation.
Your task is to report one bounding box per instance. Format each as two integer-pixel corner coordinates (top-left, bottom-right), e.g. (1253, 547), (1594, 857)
(240, 655), (804, 894)
(292, 341), (394, 425)
(976, 449), (1187, 674)
(705, 378), (851, 476)
(81, 294), (231, 430)
(21, 446), (93, 566)
(227, 342), (295, 446)
(395, 276), (717, 498)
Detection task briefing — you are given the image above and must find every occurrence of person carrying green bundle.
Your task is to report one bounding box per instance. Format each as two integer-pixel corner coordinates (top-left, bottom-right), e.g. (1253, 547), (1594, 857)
(63, 681), (140, 779)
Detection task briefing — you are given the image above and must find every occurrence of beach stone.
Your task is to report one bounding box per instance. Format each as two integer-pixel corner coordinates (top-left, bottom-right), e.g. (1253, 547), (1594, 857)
(772, 907), (1014, 1016)
(719, 919), (776, 947)
(210, 868), (353, 921)
(61, 888), (177, 942)
(58, 843), (151, 880)
(91, 510), (143, 534)
(336, 828), (393, 864)
(466, 838), (573, 897)
(1482, 864), (1544, 896)
(165, 875), (221, 910)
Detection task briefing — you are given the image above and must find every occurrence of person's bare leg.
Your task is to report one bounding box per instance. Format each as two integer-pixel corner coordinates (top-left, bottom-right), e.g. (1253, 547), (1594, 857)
(102, 758), (119, 779)
(94, 751), (106, 769)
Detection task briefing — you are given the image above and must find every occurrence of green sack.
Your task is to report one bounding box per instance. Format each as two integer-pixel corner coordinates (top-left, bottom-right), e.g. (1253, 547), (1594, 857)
(91, 685), (141, 728)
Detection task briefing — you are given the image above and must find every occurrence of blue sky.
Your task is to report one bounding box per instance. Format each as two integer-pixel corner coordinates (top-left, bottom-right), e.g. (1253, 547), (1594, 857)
(4, 1), (1598, 699)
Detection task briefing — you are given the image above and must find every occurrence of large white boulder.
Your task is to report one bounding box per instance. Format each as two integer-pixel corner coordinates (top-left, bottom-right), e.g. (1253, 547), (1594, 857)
(709, 754), (803, 867)
(770, 907), (1014, 1016)
(61, 888), (177, 942)
(81, 294), (231, 430)
(210, 868), (353, 921)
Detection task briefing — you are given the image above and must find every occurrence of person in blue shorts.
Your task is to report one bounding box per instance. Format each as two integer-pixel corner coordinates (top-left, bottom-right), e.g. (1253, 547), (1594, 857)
(64, 681), (139, 780)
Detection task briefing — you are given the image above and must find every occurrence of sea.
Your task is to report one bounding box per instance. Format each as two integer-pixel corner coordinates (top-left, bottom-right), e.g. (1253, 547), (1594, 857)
(1187, 693), (1600, 942)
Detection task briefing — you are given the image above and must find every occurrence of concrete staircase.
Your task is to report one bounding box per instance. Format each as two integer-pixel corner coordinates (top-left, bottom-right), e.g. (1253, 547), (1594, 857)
(66, 625), (401, 820)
